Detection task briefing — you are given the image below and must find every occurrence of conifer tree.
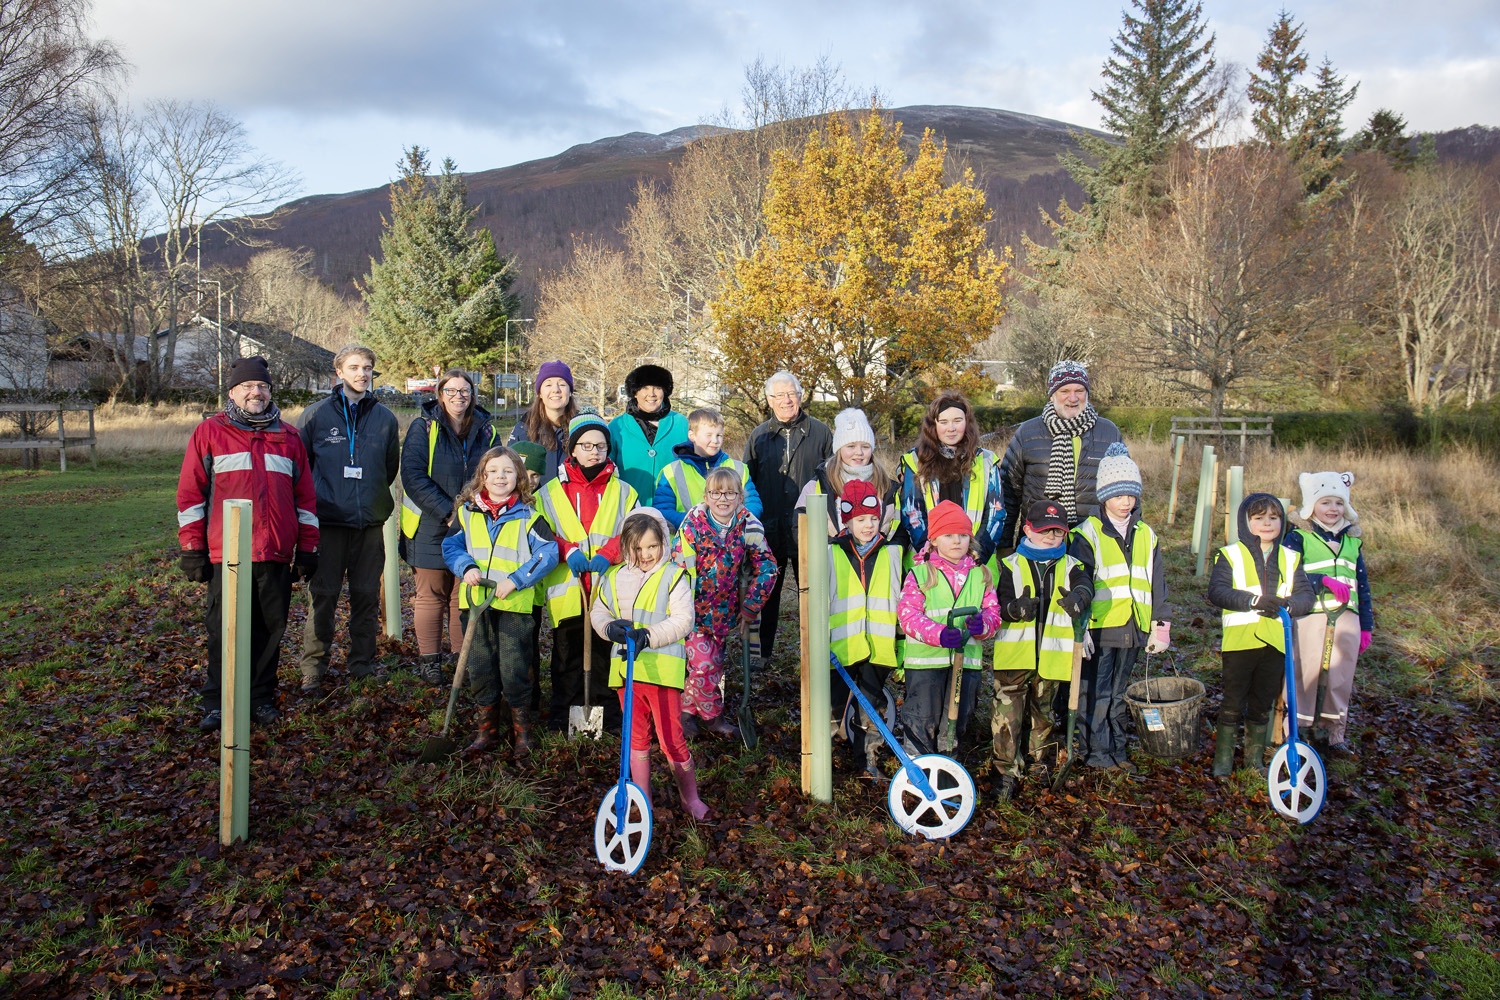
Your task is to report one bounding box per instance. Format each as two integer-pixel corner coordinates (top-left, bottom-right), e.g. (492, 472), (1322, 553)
(359, 147), (520, 377)
(1353, 109), (1415, 170)
(1295, 56), (1359, 192)
(1247, 11), (1308, 146)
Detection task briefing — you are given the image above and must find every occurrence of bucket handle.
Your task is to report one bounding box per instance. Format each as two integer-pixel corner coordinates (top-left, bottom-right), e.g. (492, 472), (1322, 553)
(1136, 650), (1180, 704)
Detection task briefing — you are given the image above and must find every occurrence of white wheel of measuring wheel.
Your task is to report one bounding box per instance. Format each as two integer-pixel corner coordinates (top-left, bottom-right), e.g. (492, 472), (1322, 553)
(594, 782), (653, 874)
(1267, 741), (1326, 824)
(886, 754), (976, 840)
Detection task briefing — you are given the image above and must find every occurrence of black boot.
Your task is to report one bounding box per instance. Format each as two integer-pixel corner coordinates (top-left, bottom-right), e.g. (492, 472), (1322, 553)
(417, 654), (446, 687)
(461, 704), (502, 758)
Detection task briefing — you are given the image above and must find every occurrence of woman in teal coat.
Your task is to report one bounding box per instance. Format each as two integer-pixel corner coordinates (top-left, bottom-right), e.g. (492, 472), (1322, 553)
(608, 364), (689, 504)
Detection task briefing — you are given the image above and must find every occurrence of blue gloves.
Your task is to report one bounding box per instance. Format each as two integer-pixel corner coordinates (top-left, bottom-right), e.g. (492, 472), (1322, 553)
(938, 626), (966, 650)
(587, 553), (611, 574)
(566, 549), (590, 575)
(966, 614), (986, 638)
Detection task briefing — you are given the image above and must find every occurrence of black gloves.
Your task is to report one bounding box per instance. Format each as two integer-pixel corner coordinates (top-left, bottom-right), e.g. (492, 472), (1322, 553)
(1059, 587), (1091, 620)
(1252, 594), (1286, 618)
(293, 550), (319, 583)
(628, 627), (652, 649)
(1004, 597), (1038, 622)
(606, 618), (631, 644)
(180, 549), (212, 583)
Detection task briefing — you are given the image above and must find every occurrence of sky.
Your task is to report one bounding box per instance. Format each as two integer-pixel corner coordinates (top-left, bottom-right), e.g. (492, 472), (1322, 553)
(94, 0), (1500, 200)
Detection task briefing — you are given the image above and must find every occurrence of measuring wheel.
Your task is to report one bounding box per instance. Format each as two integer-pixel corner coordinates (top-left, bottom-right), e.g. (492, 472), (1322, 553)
(594, 782), (653, 874)
(1267, 741), (1326, 824)
(887, 753), (976, 839)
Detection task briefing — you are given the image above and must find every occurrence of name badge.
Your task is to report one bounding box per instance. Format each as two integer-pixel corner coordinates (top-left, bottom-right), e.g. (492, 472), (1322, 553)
(344, 466), (363, 479)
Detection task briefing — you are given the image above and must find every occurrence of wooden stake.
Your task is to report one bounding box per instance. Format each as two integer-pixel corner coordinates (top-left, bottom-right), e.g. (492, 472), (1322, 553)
(220, 499), (252, 846)
(798, 512), (811, 795)
(381, 481), (402, 639)
(1167, 435), (1186, 525)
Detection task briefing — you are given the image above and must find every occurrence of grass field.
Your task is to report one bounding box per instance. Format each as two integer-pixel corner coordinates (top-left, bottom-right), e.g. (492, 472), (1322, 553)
(0, 438), (1496, 998)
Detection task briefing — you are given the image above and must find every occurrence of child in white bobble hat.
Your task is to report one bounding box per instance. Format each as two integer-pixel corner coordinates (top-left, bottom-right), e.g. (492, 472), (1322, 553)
(795, 407), (897, 537)
(1283, 471), (1372, 759)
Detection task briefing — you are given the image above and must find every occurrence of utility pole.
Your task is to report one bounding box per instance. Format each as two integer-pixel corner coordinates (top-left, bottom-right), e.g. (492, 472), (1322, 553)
(201, 278), (224, 408)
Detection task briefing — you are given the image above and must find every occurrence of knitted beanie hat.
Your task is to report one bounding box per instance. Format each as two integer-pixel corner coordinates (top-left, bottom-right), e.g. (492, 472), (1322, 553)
(535, 360), (574, 392)
(830, 408), (875, 454)
(227, 355), (272, 390)
(567, 412), (610, 452)
(1046, 360), (1089, 396)
(1095, 441), (1142, 502)
(838, 479), (881, 518)
(512, 440), (547, 475)
(1298, 471), (1358, 523)
(927, 500), (972, 540)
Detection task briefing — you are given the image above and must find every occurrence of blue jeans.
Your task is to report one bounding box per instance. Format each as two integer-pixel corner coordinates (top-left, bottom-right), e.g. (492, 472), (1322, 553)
(1078, 644), (1137, 766)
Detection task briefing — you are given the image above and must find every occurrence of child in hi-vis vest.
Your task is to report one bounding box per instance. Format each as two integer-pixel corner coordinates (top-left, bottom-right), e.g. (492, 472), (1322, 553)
(828, 480), (905, 780)
(896, 500), (1001, 757)
(1206, 493), (1315, 777)
(992, 499), (1093, 803)
(1069, 443), (1170, 774)
(442, 446), (559, 758)
(1284, 472), (1372, 759)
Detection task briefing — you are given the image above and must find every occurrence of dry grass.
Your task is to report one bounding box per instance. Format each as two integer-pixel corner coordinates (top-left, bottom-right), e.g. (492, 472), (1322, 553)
(0, 402), (308, 467)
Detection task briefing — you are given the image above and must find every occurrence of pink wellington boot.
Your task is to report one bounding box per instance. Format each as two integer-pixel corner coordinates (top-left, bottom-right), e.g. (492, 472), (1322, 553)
(629, 750), (653, 810)
(670, 757), (712, 821)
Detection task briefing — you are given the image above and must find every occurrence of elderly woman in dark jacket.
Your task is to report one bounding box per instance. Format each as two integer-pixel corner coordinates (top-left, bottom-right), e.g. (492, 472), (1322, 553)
(401, 369), (498, 684)
(998, 360), (1122, 550)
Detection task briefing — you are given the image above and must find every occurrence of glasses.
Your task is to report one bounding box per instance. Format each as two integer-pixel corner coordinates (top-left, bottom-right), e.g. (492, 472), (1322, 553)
(767, 392), (797, 403)
(441, 388), (472, 398)
(574, 442), (608, 453)
(706, 490), (741, 501)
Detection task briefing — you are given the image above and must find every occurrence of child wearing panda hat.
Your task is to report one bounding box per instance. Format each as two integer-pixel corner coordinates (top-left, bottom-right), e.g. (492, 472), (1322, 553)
(1283, 471), (1373, 759)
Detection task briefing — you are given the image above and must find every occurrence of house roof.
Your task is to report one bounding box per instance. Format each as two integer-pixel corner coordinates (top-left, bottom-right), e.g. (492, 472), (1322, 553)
(156, 316), (335, 366)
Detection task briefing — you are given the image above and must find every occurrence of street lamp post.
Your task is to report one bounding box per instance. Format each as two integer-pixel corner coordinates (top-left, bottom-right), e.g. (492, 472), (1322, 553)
(504, 318), (534, 408)
(200, 278), (225, 408)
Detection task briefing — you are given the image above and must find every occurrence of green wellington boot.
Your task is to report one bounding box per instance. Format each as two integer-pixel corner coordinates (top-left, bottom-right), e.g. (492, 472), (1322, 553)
(1212, 724), (1238, 777)
(1243, 723), (1271, 776)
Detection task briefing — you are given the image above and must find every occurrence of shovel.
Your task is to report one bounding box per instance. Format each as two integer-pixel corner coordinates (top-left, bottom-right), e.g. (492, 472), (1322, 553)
(568, 571), (604, 740)
(419, 578), (496, 763)
(938, 605), (981, 753)
(737, 621), (758, 751)
(1052, 616), (1088, 792)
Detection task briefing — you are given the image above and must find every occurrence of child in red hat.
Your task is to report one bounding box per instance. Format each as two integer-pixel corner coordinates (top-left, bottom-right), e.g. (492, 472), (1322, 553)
(895, 500), (1001, 756)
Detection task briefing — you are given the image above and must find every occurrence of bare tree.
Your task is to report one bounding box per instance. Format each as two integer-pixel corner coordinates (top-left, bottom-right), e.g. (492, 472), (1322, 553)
(239, 247), (361, 350)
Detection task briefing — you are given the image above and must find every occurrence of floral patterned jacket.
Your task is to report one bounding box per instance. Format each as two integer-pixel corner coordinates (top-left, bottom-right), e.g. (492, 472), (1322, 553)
(672, 503), (778, 639)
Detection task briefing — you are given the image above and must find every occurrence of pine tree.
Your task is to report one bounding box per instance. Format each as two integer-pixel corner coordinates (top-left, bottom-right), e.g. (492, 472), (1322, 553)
(1352, 109), (1415, 170)
(359, 147), (520, 377)
(1294, 56), (1358, 192)
(1247, 11), (1308, 145)
(1067, 0), (1225, 212)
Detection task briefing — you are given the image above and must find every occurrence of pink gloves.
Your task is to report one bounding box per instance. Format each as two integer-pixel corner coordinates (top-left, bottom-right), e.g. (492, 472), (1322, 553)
(1322, 577), (1352, 605)
(1359, 630), (1372, 654)
(1145, 621), (1171, 654)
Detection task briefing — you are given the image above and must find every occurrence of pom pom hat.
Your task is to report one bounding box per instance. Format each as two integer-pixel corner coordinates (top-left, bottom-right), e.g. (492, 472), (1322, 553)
(830, 408), (876, 454)
(1046, 360), (1090, 396)
(838, 479), (881, 518)
(1298, 471), (1358, 524)
(926, 500), (973, 540)
(1095, 441), (1143, 502)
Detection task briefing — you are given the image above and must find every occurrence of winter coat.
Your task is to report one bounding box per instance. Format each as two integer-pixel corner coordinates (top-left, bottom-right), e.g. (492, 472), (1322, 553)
(896, 547), (1002, 646)
(896, 449), (1006, 564)
(441, 498), (559, 593)
(298, 385), (401, 530)
(608, 408), (689, 503)
(507, 417), (569, 484)
(1067, 507), (1171, 649)
(177, 409), (319, 563)
(997, 414), (1123, 549)
(588, 540), (695, 653)
(672, 504), (778, 640)
(794, 459), (899, 537)
(1283, 521), (1373, 632)
(548, 457), (633, 566)
(400, 399), (498, 570)
(651, 441), (764, 530)
(744, 410), (833, 545)
(1207, 494), (1316, 620)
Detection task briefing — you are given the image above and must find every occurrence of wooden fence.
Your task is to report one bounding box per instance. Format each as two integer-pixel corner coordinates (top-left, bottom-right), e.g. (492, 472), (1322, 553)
(1168, 415), (1273, 463)
(0, 403), (98, 471)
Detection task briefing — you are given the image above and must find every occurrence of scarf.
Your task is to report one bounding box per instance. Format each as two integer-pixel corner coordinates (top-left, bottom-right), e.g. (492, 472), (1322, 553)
(1107, 511), (1134, 538)
(1041, 401), (1098, 522)
(627, 397), (670, 422)
(225, 399), (280, 430)
(1016, 537), (1066, 562)
(473, 489), (519, 519)
(842, 462), (874, 482)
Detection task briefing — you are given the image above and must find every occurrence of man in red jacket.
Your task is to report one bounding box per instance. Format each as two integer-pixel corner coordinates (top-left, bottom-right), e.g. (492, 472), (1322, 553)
(177, 356), (319, 732)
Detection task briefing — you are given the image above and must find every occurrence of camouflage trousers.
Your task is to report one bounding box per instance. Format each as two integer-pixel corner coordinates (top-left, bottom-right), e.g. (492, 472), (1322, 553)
(990, 669), (1060, 778)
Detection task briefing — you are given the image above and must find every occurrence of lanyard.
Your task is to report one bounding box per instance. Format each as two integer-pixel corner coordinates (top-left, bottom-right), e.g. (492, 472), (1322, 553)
(341, 393), (358, 466)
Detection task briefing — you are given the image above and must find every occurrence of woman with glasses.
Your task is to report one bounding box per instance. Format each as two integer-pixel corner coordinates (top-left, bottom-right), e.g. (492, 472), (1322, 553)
(400, 368), (500, 685)
(507, 360), (578, 484)
(534, 413), (638, 733)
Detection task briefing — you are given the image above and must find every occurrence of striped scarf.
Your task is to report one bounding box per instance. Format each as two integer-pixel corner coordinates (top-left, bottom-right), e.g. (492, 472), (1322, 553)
(1041, 401), (1097, 522)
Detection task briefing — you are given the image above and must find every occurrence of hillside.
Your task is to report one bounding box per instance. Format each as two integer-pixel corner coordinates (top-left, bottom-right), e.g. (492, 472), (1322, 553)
(195, 106), (1107, 306)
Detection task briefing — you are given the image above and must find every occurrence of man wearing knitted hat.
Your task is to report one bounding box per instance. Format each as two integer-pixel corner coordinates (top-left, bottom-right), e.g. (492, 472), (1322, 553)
(998, 360), (1122, 548)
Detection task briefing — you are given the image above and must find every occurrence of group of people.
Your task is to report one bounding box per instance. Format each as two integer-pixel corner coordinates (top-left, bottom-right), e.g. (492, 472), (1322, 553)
(175, 353), (1374, 816)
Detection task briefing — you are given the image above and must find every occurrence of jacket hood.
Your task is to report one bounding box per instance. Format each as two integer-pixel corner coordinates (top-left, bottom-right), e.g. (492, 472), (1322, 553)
(621, 506), (674, 569)
(673, 440), (723, 471)
(1236, 492), (1288, 548)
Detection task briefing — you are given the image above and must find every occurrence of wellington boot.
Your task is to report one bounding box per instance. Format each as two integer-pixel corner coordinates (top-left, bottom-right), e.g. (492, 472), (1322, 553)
(510, 707), (534, 756)
(1212, 724), (1238, 777)
(1244, 722), (1271, 776)
(670, 757), (712, 821)
(461, 704), (502, 758)
(629, 750), (653, 810)
(679, 711), (700, 740)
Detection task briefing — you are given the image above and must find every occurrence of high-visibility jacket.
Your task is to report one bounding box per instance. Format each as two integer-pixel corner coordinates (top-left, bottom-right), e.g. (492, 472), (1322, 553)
(1219, 541), (1301, 652)
(401, 419), (498, 539)
(455, 505), (544, 613)
(661, 455), (752, 515)
(1294, 528), (1361, 615)
(598, 562), (690, 689)
(1072, 517), (1156, 632)
(535, 475), (637, 625)
(829, 544), (902, 668)
(900, 449), (997, 539)
(902, 562), (987, 671)
(993, 553), (1078, 680)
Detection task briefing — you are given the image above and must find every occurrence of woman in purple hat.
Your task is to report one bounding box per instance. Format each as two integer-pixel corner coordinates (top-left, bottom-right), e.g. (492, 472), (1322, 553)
(507, 360), (579, 485)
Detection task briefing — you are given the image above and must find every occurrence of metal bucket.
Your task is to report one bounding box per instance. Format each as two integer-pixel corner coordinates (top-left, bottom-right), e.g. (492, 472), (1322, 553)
(1125, 675), (1206, 760)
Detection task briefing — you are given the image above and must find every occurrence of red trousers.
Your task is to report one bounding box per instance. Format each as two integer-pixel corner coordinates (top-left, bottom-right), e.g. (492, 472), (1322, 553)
(618, 682), (690, 764)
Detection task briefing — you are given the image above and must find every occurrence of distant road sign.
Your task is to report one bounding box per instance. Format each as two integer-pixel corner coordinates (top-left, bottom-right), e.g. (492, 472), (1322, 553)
(496, 373), (521, 390)
(406, 378), (438, 393)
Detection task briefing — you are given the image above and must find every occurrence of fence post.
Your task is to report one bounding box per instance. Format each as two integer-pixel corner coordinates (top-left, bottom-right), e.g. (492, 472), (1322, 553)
(1225, 466), (1244, 544)
(220, 499), (252, 846)
(381, 482), (402, 639)
(1167, 435), (1186, 525)
(1193, 446), (1217, 576)
(804, 494), (833, 803)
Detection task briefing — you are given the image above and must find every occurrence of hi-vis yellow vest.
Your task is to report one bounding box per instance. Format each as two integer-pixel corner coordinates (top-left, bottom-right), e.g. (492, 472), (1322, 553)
(902, 562), (987, 671)
(456, 505), (543, 613)
(1072, 517), (1155, 632)
(993, 553), (1077, 680)
(535, 475), (637, 626)
(900, 449), (997, 539)
(598, 562), (689, 689)
(829, 544), (902, 668)
(1219, 542), (1301, 652)
(400, 419), (499, 538)
(1295, 528), (1361, 615)
(661, 456), (751, 517)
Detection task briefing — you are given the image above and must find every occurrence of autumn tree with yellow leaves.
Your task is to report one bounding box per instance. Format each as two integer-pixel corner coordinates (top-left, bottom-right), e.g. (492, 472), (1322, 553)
(712, 110), (1007, 426)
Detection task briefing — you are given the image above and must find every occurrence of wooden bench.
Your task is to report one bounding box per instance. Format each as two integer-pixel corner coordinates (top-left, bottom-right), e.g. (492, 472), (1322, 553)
(0, 403), (98, 471)
(1168, 415), (1273, 463)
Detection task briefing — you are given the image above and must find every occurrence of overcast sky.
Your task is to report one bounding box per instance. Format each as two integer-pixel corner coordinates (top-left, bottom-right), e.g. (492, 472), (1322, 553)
(94, 0), (1499, 199)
